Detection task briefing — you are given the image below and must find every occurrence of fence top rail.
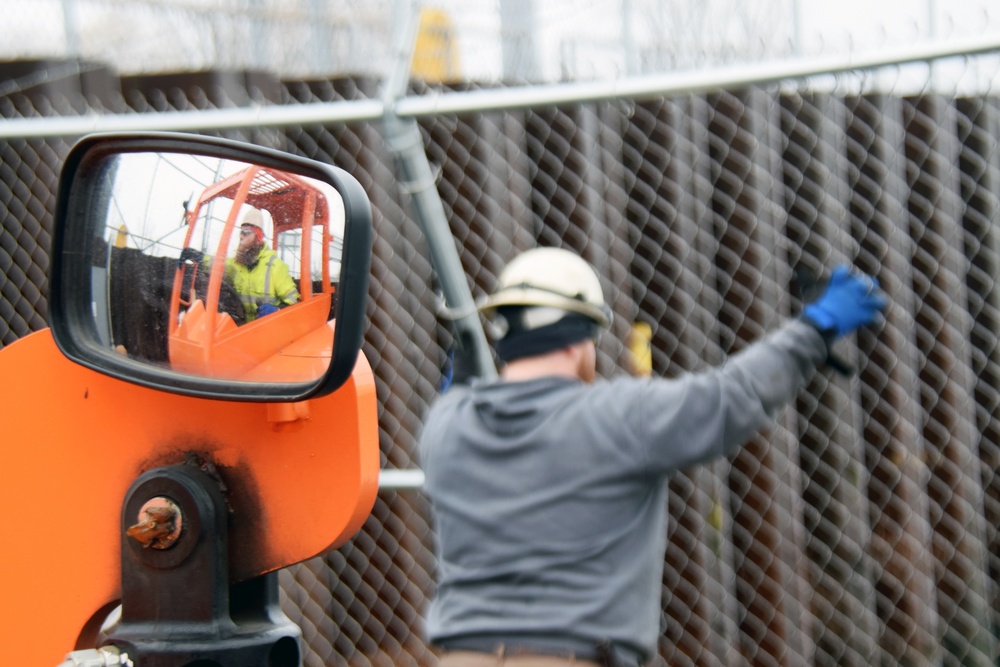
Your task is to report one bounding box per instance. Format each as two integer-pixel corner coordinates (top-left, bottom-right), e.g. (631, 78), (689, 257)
(396, 34), (1000, 116)
(1, 34), (999, 139)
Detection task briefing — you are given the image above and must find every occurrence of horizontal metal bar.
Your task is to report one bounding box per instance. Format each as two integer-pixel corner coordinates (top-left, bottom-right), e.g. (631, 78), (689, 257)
(0, 35), (998, 139)
(0, 98), (384, 139)
(394, 34), (1000, 117)
(378, 468), (426, 491)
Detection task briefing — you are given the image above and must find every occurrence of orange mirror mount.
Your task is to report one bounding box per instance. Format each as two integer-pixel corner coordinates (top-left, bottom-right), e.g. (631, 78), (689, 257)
(0, 329), (379, 664)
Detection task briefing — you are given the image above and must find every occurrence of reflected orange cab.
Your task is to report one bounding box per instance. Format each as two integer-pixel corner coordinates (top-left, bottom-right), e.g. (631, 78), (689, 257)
(170, 166), (341, 382)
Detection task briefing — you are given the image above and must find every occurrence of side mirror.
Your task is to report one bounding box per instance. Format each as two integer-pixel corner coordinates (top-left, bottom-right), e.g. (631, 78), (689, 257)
(49, 132), (372, 401)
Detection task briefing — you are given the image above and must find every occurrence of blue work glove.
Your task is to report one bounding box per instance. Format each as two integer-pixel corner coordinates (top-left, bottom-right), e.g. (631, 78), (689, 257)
(803, 265), (887, 338)
(256, 303), (280, 318)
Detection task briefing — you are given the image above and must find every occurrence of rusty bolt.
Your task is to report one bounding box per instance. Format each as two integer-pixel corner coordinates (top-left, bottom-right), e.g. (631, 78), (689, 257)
(126, 497), (182, 549)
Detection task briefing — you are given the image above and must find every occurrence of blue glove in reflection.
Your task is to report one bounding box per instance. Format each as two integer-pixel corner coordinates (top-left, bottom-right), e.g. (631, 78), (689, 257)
(803, 265), (887, 337)
(257, 304), (280, 318)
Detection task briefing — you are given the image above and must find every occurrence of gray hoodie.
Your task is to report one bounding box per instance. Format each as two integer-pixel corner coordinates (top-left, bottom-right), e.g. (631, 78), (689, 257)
(418, 319), (827, 661)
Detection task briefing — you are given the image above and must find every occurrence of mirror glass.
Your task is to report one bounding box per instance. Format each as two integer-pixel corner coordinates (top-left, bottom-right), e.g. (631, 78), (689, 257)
(90, 152), (345, 383)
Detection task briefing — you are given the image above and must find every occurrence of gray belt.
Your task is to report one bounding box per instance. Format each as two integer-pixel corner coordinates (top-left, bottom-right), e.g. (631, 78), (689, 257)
(438, 636), (644, 667)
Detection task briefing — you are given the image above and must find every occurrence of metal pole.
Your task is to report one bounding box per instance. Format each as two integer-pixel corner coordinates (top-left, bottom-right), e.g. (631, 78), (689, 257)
(623, 0), (639, 76)
(501, 0), (541, 82)
(379, 468), (427, 490)
(381, 0), (497, 380)
(61, 0), (78, 58)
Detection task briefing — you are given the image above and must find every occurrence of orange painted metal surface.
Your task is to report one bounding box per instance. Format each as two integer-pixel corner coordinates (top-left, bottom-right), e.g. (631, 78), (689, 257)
(0, 329), (379, 665)
(171, 293), (334, 381)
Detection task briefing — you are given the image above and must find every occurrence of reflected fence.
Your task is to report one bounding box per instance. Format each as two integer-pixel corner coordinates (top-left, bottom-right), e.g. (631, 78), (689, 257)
(4, 41), (1000, 666)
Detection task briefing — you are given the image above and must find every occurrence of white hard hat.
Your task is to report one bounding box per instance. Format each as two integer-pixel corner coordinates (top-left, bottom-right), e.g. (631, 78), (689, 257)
(239, 206), (272, 240)
(478, 247), (611, 328)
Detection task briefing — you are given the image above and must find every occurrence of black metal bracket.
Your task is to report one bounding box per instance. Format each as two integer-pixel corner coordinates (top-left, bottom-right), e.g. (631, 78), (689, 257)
(101, 462), (302, 667)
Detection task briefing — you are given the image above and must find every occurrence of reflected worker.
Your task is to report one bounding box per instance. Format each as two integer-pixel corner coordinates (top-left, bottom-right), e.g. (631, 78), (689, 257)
(229, 208), (300, 320)
(181, 207), (300, 322)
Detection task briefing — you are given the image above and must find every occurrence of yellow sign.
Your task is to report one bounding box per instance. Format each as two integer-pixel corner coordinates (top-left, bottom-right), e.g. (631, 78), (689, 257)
(412, 8), (461, 84)
(628, 322), (652, 377)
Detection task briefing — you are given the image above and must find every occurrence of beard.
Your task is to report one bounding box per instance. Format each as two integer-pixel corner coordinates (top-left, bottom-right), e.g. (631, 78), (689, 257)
(236, 243), (261, 267)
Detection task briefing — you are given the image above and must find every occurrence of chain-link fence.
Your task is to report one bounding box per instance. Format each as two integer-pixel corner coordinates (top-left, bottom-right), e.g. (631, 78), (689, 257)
(6, 43), (1000, 666)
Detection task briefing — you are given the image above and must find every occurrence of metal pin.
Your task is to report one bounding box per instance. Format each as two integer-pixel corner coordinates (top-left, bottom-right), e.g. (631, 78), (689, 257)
(126, 497), (182, 549)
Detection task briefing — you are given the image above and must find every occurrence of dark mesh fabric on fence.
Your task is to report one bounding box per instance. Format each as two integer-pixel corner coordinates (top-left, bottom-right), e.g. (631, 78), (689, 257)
(4, 63), (1000, 666)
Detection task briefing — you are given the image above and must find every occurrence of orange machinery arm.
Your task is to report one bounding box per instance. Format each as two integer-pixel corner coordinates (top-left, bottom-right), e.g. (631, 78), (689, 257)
(0, 329), (379, 665)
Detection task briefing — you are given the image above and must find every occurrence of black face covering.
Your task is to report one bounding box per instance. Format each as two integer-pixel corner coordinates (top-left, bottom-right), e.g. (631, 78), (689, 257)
(495, 307), (600, 363)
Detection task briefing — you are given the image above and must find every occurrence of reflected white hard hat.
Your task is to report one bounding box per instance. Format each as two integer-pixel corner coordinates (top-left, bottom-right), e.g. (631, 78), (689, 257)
(239, 207), (272, 240)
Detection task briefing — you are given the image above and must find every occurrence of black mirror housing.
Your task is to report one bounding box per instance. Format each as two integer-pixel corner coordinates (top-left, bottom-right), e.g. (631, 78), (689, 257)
(49, 132), (372, 402)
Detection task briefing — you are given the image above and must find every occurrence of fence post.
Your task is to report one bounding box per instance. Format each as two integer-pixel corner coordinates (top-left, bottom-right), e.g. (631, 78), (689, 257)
(381, 0), (497, 381)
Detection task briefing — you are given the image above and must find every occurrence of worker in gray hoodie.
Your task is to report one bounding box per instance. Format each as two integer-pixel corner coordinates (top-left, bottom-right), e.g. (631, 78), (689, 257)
(419, 248), (886, 667)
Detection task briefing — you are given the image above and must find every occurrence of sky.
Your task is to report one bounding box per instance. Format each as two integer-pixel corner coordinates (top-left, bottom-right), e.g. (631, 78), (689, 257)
(2, 0), (1000, 85)
(422, 0), (1000, 83)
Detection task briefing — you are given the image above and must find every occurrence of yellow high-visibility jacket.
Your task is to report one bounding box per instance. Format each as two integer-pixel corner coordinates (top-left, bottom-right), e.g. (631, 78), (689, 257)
(225, 248), (300, 321)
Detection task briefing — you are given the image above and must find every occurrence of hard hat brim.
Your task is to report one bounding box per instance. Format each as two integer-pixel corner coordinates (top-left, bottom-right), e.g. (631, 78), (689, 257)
(477, 287), (611, 328)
